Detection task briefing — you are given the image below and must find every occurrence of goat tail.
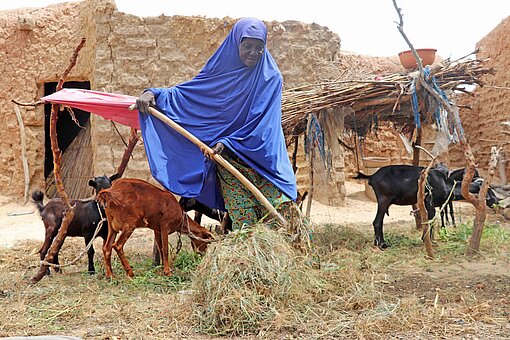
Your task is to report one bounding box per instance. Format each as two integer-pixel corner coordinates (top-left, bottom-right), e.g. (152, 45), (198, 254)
(31, 189), (45, 213)
(95, 190), (115, 208)
(353, 172), (370, 180)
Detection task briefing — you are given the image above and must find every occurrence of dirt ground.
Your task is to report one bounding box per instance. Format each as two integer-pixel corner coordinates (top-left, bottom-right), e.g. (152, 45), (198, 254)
(0, 180), (482, 248)
(0, 181), (509, 339)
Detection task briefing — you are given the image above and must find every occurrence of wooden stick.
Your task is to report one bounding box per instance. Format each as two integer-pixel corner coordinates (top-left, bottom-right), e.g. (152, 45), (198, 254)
(31, 38), (86, 284)
(415, 145), (436, 259)
(116, 128), (139, 177)
(411, 127), (422, 229)
(130, 104), (287, 226)
(305, 114), (314, 219)
(467, 146), (501, 255)
(13, 105), (30, 204)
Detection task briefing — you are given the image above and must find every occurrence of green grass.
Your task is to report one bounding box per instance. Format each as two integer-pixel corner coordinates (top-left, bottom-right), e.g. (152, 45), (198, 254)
(437, 221), (510, 256)
(90, 249), (205, 292)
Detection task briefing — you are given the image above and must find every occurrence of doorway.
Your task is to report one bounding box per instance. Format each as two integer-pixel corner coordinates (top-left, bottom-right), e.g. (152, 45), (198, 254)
(44, 81), (94, 198)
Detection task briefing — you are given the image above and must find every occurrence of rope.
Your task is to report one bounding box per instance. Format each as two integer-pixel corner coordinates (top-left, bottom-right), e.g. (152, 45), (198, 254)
(304, 113), (326, 162)
(410, 77), (421, 128)
(40, 202), (106, 269)
(179, 211), (216, 244)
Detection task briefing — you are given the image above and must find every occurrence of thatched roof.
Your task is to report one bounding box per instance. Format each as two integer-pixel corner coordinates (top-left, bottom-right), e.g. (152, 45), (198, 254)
(280, 54), (494, 144)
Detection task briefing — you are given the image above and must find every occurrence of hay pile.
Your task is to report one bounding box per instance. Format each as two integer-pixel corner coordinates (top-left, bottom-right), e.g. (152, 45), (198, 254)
(187, 224), (318, 335)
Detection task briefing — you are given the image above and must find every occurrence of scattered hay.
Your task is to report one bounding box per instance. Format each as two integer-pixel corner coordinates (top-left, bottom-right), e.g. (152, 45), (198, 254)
(1, 221), (509, 338)
(188, 224), (317, 335)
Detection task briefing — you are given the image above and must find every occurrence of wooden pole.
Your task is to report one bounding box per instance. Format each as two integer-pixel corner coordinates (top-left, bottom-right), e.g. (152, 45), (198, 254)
(467, 147), (501, 255)
(411, 127), (423, 229)
(393, 1), (494, 257)
(116, 128), (139, 177)
(31, 38), (86, 284)
(130, 105), (287, 226)
(305, 114), (314, 218)
(13, 105), (30, 204)
(415, 146), (436, 259)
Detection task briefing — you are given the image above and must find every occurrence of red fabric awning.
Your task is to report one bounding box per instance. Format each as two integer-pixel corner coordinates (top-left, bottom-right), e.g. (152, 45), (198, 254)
(41, 88), (140, 129)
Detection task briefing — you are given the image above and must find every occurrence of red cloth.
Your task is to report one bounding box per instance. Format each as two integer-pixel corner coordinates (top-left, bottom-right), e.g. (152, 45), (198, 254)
(41, 88), (140, 129)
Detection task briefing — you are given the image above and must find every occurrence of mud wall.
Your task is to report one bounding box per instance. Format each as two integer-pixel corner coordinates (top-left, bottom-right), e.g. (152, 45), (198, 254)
(4, 0), (505, 207)
(0, 0), (100, 199)
(449, 16), (510, 182)
(1, 0), (348, 205)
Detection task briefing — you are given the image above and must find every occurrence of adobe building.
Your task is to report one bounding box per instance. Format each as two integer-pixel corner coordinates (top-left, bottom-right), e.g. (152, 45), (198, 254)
(1, 0), (507, 207)
(1, 0), (346, 203)
(449, 16), (510, 183)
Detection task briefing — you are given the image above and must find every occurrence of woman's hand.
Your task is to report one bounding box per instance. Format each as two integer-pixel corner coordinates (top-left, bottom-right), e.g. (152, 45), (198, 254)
(136, 91), (156, 113)
(202, 142), (224, 159)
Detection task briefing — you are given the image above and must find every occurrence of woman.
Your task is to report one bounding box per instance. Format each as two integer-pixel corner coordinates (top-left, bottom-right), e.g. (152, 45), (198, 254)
(136, 17), (300, 230)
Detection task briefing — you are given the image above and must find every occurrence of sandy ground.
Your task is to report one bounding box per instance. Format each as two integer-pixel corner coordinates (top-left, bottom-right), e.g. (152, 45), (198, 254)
(0, 180), (478, 248)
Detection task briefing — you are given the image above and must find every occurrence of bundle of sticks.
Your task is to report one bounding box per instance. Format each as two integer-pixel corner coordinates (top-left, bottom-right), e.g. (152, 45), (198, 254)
(281, 54), (494, 144)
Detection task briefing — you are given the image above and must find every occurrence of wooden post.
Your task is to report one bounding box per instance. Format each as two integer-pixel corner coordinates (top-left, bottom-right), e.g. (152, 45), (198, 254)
(415, 146), (436, 259)
(13, 105), (30, 204)
(467, 147), (500, 255)
(411, 127), (423, 229)
(31, 38), (86, 284)
(305, 114), (314, 219)
(393, 1), (495, 257)
(116, 128), (139, 177)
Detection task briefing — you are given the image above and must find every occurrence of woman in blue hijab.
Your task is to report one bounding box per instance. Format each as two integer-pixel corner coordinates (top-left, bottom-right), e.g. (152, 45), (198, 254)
(136, 17), (298, 230)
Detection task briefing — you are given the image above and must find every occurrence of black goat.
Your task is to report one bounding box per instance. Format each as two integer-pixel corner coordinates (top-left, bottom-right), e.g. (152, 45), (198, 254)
(441, 168), (499, 227)
(177, 190), (308, 237)
(354, 164), (449, 249)
(179, 197), (232, 234)
(32, 173), (119, 275)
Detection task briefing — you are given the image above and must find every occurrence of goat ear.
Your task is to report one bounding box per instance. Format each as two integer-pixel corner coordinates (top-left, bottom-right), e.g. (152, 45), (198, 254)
(109, 173), (120, 182)
(88, 179), (96, 188)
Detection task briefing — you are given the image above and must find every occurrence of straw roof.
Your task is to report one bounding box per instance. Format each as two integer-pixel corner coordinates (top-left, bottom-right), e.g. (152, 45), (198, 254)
(280, 55), (494, 144)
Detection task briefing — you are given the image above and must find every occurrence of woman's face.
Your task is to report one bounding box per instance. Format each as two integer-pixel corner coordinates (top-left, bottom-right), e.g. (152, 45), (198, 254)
(238, 38), (264, 67)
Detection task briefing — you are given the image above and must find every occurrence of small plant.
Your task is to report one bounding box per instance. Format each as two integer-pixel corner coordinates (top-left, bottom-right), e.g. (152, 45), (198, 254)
(173, 250), (203, 273)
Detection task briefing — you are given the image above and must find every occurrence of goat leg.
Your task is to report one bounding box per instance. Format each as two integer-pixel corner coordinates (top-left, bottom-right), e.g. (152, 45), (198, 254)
(152, 239), (161, 267)
(158, 226), (172, 276)
(102, 229), (117, 279)
(84, 235), (96, 274)
(112, 229), (135, 278)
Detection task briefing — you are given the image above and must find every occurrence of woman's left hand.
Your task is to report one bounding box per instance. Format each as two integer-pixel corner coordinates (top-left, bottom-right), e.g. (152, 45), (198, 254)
(202, 142), (224, 159)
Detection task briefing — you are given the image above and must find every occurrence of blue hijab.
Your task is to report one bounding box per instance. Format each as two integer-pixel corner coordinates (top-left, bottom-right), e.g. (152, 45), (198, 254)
(138, 17), (297, 209)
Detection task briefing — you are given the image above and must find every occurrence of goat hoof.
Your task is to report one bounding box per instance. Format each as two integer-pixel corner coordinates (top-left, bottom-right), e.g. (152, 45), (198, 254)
(374, 240), (389, 250)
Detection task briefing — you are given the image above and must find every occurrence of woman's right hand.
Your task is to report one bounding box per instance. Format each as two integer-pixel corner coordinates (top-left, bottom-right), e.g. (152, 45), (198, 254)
(136, 91), (156, 113)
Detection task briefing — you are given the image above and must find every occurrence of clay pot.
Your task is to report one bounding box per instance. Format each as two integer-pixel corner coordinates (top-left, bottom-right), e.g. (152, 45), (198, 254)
(398, 48), (437, 70)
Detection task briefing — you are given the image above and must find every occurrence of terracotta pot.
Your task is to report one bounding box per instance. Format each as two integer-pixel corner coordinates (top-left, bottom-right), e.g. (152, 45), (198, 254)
(398, 48), (437, 70)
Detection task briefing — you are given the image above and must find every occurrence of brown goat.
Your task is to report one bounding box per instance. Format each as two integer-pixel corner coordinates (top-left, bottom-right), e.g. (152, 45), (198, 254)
(95, 178), (215, 278)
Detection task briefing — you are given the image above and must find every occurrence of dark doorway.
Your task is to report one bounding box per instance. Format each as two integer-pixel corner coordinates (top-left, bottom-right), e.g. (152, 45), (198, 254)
(44, 81), (91, 178)
(44, 81), (94, 198)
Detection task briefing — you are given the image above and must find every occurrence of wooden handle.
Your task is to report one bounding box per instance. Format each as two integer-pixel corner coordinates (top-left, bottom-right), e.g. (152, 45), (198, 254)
(129, 104), (287, 226)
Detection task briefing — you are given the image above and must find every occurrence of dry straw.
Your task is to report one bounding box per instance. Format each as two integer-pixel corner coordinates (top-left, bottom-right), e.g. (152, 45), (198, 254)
(188, 224), (318, 335)
(280, 55), (493, 141)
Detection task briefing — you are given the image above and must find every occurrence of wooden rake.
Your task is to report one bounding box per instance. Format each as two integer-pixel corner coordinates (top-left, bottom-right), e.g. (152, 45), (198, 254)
(129, 104), (287, 226)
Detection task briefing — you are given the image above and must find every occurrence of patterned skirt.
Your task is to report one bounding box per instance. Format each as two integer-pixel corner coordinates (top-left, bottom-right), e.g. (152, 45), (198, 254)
(216, 152), (293, 230)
